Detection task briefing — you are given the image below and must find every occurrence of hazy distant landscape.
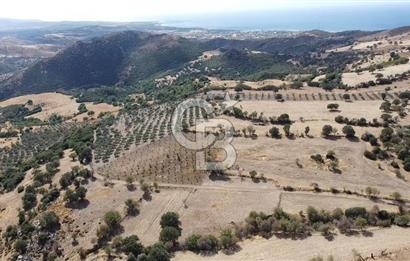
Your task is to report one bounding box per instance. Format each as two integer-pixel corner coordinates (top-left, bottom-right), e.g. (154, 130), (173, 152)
(0, 1), (410, 261)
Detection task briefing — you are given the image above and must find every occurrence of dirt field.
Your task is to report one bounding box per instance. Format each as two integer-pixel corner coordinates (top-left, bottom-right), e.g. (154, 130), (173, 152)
(279, 191), (398, 213)
(173, 227), (410, 261)
(232, 137), (410, 198)
(342, 63), (410, 87)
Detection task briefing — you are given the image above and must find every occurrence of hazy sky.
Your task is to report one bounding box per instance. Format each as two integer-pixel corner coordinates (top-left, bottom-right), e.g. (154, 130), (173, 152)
(1, 0), (409, 22)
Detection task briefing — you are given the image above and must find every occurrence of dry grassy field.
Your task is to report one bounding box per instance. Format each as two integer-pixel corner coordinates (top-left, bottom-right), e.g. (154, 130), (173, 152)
(0, 92), (119, 121)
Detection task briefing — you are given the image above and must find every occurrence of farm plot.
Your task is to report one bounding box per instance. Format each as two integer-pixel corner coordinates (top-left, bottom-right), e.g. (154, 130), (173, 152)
(232, 137), (410, 198)
(121, 179), (281, 245)
(204, 90), (405, 102)
(0, 123), (77, 171)
(93, 104), (207, 164)
(95, 135), (207, 185)
(235, 100), (384, 120)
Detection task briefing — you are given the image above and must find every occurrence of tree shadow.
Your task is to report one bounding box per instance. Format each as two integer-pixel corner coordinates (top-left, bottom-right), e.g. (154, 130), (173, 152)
(143, 192), (152, 201)
(66, 199), (90, 209)
(127, 184), (136, 191)
(222, 244), (242, 255)
(347, 136), (360, 142)
(361, 230), (374, 237)
(209, 173), (231, 181)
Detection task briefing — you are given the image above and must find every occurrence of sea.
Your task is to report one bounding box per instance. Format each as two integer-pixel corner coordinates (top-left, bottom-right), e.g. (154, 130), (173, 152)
(162, 3), (410, 32)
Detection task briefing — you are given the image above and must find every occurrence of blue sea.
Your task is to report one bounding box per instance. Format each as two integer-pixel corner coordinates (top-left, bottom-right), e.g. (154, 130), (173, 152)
(162, 3), (410, 32)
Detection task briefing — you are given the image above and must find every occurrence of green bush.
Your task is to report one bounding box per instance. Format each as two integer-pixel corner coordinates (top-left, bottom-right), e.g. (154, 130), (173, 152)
(39, 212), (60, 232)
(364, 150), (377, 161)
(160, 226), (181, 243)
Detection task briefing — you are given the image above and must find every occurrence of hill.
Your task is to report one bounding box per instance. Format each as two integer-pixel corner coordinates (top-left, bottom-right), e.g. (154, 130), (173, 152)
(0, 29), (378, 99)
(0, 31), (204, 98)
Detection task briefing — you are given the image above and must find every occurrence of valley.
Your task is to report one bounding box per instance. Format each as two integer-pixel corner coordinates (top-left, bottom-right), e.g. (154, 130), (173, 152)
(0, 17), (409, 261)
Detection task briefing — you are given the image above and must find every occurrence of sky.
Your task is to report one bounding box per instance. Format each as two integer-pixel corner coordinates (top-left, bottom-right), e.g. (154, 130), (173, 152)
(1, 0), (410, 22)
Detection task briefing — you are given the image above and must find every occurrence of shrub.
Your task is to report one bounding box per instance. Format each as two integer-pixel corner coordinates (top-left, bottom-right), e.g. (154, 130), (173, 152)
(277, 113), (291, 124)
(4, 225), (18, 241)
(321, 125), (333, 137)
(342, 125), (355, 138)
(269, 127), (281, 138)
(355, 217), (368, 230)
(197, 235), (219, 252)
(327, 103), (339, 111)
(14, 239), (28, 254)
(345, 207), (368, 219)
(104, 211), (122, 229)
(311, 154), (324, 164)
(125, 199), (140, 216)
(394, 215), (410, 227)
(185, 234), (202, 252)
(122, 235), (144, 257)
(219, 229), (238, 250)
(147, 242), (170, 261)
(96, 224), (110, 241)
(22, 186), (37, 211)
(364, 150), (377, 160)
(39, 212), (60, 232)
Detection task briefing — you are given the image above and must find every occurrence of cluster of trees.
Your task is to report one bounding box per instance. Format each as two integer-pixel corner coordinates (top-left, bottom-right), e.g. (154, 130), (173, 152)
(0, 104), (42, 125)
(335, 115), (384, 127)
(361, 125), (410, 172)
(96, 211), (173, 261)
(268, 124), (293, 139)
(4, 211), (60, 256)
(230, 206), (410, 243)
(378, 126), (410, 171)
(0, 124), (95, 192)
(226, 107), (291, 126)
(310, 151), (340, 173)
(321, 125), (356, 139)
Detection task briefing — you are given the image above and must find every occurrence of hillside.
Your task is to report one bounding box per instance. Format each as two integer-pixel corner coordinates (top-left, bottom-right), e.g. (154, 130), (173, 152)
(0, 28), (390, 99)
(0, 31), (204, 98)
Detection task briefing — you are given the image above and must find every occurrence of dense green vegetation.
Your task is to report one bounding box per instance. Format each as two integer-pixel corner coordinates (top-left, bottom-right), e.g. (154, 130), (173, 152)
(0, 104), (42, 124)
(0, 124), (95, 192)
(201, 49), (297, 81)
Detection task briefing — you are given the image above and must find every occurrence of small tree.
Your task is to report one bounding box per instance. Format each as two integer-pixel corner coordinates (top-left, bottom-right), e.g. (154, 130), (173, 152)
(78, 103), (88, 114)
(322, 125), (333, 137)
(147, 242), (170, 261)
(75, 186), (87, 201)
(219, 229), (238, 250)
(160, 212), (180, 229)
(39, 212), (60, 232)
(126, 176), (135, 191)
(365, 187), (380, 199)
(283, 124), (291, 137)
(14, 239), (28, 254)
(304, 126), (310, 136)
(342, 125), (356, 138)
(327, 103), (339, 112)
(269, 127), (281, 138)
(69, 152), (77, 161)
(159, 226), (181, 243)
(391, 192), (402, 202)
(125, 199), (139, 216)
(355, 217), (368, 231)
(104, 211), (122, 229)
(249, 170), (257, 179)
